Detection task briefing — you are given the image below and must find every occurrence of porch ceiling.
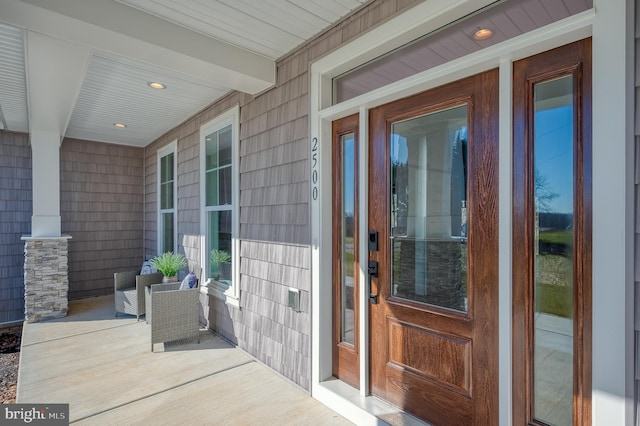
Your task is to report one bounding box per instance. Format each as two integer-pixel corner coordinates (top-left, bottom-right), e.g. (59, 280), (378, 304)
(0, 0), (368, 147)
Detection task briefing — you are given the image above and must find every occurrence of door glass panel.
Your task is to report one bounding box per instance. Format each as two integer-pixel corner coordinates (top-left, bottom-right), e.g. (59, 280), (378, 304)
(341, 132), (356, 345)
(390, 105), (468, 312)
(533, 76), (574, 426)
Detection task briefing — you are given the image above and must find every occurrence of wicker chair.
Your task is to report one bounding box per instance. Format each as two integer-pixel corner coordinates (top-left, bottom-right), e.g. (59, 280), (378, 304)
(149, 264), (202, 351)
(145, 264), (201, 325)
(114, 271), (163, 320)
(149, 281), (201, 351)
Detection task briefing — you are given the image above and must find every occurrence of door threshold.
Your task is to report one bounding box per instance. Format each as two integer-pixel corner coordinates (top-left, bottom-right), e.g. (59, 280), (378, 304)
(313, 378), (431, 426)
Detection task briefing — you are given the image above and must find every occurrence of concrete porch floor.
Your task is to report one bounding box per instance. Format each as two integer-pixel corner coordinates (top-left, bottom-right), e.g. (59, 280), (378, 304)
(17, 295), (351, 425)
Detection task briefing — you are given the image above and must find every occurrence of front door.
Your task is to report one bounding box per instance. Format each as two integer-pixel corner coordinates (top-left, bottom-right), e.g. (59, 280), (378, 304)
(368, 70), (499, 425)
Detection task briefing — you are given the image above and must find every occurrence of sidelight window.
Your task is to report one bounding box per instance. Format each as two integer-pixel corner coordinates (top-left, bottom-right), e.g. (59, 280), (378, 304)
(513, 39), (592, 426)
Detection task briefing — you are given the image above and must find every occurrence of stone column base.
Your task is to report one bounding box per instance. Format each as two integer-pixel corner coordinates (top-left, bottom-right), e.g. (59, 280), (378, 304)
(22, 235), (72, 323)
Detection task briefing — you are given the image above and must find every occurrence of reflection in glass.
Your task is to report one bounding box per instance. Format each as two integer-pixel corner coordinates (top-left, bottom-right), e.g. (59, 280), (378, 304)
(160, 153), (174, 210)
(205, 125), (232, 207)
(219, 127), (232, 166)
(219, 166), (232, 205)
(533, 75), (574, 426)
(390, 105), (468, 312)
(162, 212), (173, 253)
(159, 152), (174, 253)
(205, 123), (233, 285)
(341, 133), (356, 345)
(208, 210), (232, 283)
(206, 169), (219, 206)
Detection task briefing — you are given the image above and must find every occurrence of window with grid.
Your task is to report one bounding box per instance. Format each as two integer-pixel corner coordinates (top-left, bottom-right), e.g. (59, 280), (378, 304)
(158, 143), (176, 254)
(200, 107), (239, 304)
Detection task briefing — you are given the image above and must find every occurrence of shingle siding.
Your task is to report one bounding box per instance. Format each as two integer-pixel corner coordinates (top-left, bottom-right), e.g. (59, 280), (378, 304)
(60, 138), (144, 300)
(0, 131), (31, 324)
(143, 0), (421, 391)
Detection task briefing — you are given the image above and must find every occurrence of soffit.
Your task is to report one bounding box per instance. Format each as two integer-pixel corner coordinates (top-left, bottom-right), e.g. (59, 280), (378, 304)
(0, 0), (368, 146)
(0, 23), (27, 132)
(118, 0), (368, 59)
(335, 0), (593, 103)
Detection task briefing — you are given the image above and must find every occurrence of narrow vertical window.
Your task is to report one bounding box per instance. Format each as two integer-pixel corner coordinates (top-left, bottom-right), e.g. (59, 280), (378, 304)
(513, 39), (592, 426)
(532, 75), (574, 426)
(205, 125), (232, 282)
(200, 107), (239, 304)
(332, 113), (359, 389)
(340, 132), (356, 345)
(158, 143), (176, 254)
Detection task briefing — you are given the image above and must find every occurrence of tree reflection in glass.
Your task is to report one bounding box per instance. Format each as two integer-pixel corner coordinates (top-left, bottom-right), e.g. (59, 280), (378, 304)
(533, 75), (574, 426)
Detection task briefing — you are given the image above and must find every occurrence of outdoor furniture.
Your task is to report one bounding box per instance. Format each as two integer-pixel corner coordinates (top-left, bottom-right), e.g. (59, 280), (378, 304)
(149, 280), (200, 351)
(114, 271), (163, 320)
(149, 263), (202, 351)
(145, 264), (201, 325)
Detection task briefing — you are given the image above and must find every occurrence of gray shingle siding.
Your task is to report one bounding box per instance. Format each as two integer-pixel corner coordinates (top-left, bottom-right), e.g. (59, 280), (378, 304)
(0, 131), (31, 324)
(144, 0), (422, 391)
(61, 138), (144, 300)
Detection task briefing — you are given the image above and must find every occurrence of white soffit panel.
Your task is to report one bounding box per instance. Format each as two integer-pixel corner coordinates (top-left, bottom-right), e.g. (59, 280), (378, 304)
(0, 23), (27, 132)
(65, 52), (230, 147)
(118, 0), (369, 59)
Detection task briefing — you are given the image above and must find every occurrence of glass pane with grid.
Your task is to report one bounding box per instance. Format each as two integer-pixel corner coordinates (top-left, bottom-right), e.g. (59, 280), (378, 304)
(205, 125), (232, 207)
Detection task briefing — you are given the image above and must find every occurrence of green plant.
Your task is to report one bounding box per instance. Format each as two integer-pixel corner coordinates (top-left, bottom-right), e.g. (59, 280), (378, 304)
(150, 252), (187, 277)
(210, 249), (231, 273)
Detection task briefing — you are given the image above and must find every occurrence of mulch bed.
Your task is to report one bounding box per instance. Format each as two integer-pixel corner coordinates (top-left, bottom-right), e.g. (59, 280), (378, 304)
(0, 328), (22, 404)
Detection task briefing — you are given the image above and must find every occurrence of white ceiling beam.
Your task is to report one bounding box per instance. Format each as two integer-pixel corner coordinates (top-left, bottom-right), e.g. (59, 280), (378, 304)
(25, 31), (91, 139)
(0, 0), (275, 94)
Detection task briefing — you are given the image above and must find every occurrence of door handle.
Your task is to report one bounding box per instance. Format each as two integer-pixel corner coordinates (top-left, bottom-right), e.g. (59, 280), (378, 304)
(368, 261), (378, 304)
(368, 261), (378, 277)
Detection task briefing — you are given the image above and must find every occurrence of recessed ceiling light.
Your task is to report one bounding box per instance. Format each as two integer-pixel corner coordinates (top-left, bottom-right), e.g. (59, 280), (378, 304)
(113, 123), (127, 128)
(474, 28), (493, 41)
(147, 82), (166, 90)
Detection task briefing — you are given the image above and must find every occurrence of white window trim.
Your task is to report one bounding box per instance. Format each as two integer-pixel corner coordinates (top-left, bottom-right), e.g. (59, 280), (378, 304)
(199, 105), (240, 308)
(157, 140), (177, 254)
(310, 3), (597, 425)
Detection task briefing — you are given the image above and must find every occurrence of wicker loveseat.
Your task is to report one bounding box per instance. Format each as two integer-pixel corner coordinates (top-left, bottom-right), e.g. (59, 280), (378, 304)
(114, 271), (163, 320)
(149, 265), (201, 352)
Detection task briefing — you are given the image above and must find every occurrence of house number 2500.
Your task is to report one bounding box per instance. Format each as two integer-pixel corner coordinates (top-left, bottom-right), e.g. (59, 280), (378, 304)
(311, 137), (318, 201)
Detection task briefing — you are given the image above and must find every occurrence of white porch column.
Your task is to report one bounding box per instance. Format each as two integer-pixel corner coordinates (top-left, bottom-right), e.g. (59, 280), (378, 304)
(21, 32), (89, 322)
(23, 132), (69, 322)
(25, 31), (89, 236)
(30, 130), (61, 237)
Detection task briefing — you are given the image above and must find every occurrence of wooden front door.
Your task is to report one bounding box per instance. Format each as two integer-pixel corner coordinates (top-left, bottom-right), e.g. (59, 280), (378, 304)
(368, 70), (499, 425)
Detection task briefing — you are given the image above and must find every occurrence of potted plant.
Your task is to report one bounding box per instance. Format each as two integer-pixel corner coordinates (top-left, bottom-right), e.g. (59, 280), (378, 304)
(150, 252), (187, 282)
(210, 249), (231, 280)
